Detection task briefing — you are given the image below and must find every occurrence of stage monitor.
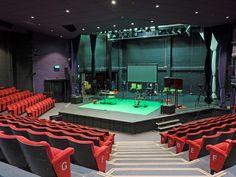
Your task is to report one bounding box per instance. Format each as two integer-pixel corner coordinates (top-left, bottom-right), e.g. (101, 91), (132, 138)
(128, 64), (158, 83)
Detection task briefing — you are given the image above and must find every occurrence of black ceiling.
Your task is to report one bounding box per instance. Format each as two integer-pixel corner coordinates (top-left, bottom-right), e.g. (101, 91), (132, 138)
(0, 0), (235, 38)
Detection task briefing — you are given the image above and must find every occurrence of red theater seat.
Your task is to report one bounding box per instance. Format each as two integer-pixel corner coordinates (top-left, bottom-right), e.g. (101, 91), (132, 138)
(0, 132), (29, 170)
(18, 136), (74, 177)
(186, 129), (235, 161)
(206, 139), (236, 173)
(0, 132), (74, 177)
(68, 137), (108, 172)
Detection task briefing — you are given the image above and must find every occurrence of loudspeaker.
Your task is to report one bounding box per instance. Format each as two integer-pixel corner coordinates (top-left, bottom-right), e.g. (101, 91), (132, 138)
(71, 96), (83, 104)
(161, 104), (175, 114)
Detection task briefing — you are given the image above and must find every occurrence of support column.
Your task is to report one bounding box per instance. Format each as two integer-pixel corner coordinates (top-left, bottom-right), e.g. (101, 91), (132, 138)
(211, 34), (218, 99)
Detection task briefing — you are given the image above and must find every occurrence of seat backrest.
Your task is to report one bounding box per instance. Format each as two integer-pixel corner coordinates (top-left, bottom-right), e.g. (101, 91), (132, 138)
(217, 130), (234, 143)
(187, 130), (203, 141)
(224, 140), (236, 169)
(18, 137), (57, 177)
(11, 127), (30, 140)
(48, 135), (70, 150)
(0, 133), (28, 169)
(0, 123), (13, 135)
(199, 134), (220, 157)
(68, 138), (98, 170)
(27, 130), (49, 142)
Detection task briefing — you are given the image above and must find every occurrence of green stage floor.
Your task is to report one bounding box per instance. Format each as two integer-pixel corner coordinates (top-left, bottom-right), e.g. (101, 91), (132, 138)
(80, 99), (162, 115)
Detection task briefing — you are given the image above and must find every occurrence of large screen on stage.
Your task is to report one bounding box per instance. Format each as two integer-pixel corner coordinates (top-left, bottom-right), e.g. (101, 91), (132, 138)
(128, 64), (158, 83)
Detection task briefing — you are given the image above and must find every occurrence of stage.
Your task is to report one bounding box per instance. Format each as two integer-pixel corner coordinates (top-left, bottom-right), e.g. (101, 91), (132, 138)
(59, 94), (230, 133)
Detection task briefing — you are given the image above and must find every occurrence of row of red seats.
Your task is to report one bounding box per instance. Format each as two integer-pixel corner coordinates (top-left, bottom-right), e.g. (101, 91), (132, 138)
(175, 122), (236, 153)
(1, 114), (112, 141)
(0, 87), (17, 98)
(186, 128), (236, 160)
(7, 93), (46, 115)
(206, 139), (236, 173)
(167, 116), (236, 148)
(160, 114), (236, 145)
(0, 116), (113, 155)
(0, 90), (32, 112)
(0, 123), (108, 172)
(0, 114), (114, 144)
(0, 131), (74, 177)
(26, 97), (55, 118)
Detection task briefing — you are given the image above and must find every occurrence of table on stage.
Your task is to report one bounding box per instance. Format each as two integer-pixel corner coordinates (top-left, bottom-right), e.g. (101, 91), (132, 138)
(99, 90), (118, 105)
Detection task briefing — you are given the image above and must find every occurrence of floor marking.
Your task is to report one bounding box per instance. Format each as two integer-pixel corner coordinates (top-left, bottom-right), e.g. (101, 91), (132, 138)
(108, 159), (200, 166)
(114, 142), (159, 145)
(106, 167), (213, 177)
(112, 151), (173, 155)
(213, 171), (226, 177)
(112, 148), (168, 152)
(111, 154), (180, 157)
(109, 157), (188, 162)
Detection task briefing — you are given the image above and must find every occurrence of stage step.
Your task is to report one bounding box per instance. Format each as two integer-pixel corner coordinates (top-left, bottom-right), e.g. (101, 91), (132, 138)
(158, 123), (182, 131)
(156, 119), (180, 126)
(156, 119), (181, 131)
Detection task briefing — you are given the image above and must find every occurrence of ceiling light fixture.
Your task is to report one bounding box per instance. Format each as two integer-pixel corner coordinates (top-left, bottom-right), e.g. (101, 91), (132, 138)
(38, 23), (41, 26)
(113, 25), (116, 27)
(97, 26), (100, 29)
(111, 0), (116, 5)
(150, 20), (154, 23)
(30, 16), (35, 19)
(66, 9), (70, 13)
(60, 34), (63, 38)
(50, 29), (54, 32)
(226, 16), (230, 19)
(82, 28), (85, 31)
(195, 11), (199, 14)
(155, 5), (160, 8)
(131, 22), (134, 26)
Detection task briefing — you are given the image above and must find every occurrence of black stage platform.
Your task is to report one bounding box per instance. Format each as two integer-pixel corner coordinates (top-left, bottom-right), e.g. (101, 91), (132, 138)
(59, 95), (230, 133)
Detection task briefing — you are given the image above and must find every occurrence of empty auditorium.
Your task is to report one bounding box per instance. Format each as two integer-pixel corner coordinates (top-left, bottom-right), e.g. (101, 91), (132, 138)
(0, 1), (236, 177)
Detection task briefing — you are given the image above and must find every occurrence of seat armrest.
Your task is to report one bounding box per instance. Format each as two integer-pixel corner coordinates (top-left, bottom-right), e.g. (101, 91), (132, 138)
(51, 147), (74, 177)
(94, 145), (108, 172)
(206, 145), (227, 158)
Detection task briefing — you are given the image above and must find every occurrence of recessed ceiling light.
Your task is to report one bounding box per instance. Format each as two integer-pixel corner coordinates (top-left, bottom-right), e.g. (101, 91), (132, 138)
(195, 11), (199, 14)
(155, 5), (160, 8)
(82, 28), (85, 31)
(150, 20), (154, 23)
(113, 24), (116, 27)
(60, 35), (63, 38)
(226, 16), (230, 19)
(131, 22), (134, 26)
(37, 23), (41, 26)
(30, 16), (35, 19)
(50, 29), (54, 32)
(111, 0), (116, 5)
(66, 9), (70, 13)
(97, 26), (100, 29)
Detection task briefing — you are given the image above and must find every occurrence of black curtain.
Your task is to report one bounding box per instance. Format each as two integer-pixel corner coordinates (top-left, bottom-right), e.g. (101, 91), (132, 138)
(212, 24), (233, 107)
(203, 28), (213, 104)
(90, 34), (97, 94)
(90, 34), (97, 79)
(71, 34), (81, 95)
(106, 36), (112, 89)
